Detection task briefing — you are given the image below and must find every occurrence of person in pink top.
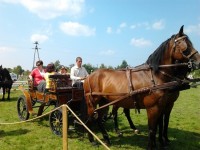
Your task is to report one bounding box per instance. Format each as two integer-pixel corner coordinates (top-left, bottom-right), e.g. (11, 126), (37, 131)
(29, 60), (46, 92)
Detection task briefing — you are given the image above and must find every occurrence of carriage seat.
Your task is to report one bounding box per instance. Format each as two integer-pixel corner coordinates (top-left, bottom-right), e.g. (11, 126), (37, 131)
(48, 74), (72, 93)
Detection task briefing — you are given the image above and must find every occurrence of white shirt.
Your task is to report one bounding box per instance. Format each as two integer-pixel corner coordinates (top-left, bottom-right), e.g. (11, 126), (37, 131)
(70, 65), (88, 85)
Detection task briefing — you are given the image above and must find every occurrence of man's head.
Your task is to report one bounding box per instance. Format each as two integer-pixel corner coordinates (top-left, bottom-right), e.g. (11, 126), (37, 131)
(76, 57), (82, 68)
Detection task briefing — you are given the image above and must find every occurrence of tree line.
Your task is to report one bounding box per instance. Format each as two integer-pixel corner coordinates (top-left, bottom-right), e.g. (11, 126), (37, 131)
(6, 59), (200, 79)
(6, 60), (129, 76)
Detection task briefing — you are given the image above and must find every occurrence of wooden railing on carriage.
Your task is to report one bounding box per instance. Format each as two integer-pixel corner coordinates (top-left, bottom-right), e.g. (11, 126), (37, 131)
(48, 74), (84, 102)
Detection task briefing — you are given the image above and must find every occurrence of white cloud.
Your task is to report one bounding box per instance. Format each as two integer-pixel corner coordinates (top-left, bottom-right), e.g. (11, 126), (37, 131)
(60, 21), (95, 37)
(2, 0), (85, 20)
(106, 27), (112, 34)
(119, 22), (127, 28)
(185, 24), (200, 35)
(116, 22), (127, 33)
(152, 20), (165, 30)
(0, 0), (20, 3)
(130, 38), (152, 47)
(130, 25), (136, 29)
(99, 49), (115, 56)
(0, 46), (15, 53)
(30, 34), (49, 43)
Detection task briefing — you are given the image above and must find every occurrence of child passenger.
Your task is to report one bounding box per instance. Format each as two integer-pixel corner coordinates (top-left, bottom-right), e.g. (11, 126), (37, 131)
(44, 63), (57, 91)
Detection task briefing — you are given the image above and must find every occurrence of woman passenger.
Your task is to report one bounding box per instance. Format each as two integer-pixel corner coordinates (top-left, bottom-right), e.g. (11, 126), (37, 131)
(29, 60), (46, 92)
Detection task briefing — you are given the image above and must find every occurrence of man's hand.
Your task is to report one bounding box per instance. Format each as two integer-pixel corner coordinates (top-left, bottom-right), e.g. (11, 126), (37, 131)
(80, 77), (86, 80)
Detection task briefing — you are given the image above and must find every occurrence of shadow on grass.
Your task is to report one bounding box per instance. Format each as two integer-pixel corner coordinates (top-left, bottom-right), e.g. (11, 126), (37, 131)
(0, 129), (30, 137)
(87, 123), (200, 150)
(0, 95), (19, 102)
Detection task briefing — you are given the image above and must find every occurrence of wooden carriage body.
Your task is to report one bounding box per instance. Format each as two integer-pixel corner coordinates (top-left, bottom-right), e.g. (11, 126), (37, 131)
(17, 74), (84, 121)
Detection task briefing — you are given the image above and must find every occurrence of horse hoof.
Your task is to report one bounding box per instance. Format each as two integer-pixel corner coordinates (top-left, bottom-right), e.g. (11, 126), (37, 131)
(134, 129), (140, 134)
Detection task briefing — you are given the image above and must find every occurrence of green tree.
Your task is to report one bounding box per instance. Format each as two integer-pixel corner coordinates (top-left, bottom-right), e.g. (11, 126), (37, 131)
(99, 63), (107, 69)
(13, 65), (24, 75)
(54, 60), (61, 71)
(7, 68), (12, 73)
(107, 65), (114, 69)
(83, 63), (96, 74)
(116, 60), (128, 69)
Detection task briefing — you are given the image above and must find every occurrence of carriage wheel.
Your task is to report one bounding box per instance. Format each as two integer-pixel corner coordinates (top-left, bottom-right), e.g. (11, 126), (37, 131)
(17, 95), (30, 120)
(49, 109), (62, 136)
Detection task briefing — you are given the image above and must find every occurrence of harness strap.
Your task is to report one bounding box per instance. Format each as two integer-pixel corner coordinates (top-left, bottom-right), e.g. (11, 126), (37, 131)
(158, 63), (188, 68)
(186, 49), (198, 59)
(126, 69), (134, 94)
(93, 81), (179, 112)
(174, 35), (187, 43)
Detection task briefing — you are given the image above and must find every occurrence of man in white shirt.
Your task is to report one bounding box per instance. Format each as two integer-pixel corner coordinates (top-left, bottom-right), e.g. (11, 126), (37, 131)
(70, 57), (88, 88)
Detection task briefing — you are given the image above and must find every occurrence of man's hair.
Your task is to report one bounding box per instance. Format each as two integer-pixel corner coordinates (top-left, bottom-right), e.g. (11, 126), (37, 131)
(76, 57), (82, 62)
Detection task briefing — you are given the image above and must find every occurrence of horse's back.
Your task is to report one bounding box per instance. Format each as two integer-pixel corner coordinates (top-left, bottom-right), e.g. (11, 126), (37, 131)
(84, 69), (129, 93)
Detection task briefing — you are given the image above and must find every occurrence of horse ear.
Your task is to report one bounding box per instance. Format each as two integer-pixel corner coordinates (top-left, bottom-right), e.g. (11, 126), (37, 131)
(178, 25), (184, 36)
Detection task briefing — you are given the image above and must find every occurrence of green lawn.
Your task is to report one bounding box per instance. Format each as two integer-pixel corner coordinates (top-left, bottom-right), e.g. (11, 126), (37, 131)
(0, 87), (199, 150)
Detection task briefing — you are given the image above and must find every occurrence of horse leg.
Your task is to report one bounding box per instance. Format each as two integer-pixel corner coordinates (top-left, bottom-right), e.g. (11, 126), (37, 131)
(96, 114), (111, 146)
(86, 117), (96, 145)
(158, 113), (165, 146)
(158, 102), (174, 147)
(163, 104), (174, 144)
(7, 88), (11, 100)
(112, 106), (123, 136)
(147, 107), (160, 150)
(2, 87), (5, 100)
(163, 114), (170, 143)
(124, 108), (139, 134)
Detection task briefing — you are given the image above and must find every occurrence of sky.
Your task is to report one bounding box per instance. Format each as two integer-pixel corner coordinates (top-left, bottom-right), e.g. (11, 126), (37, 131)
(0, 0), (200, 70)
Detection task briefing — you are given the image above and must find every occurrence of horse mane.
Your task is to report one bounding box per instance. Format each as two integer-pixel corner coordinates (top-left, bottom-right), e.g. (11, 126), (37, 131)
(146, 35), (175, 73)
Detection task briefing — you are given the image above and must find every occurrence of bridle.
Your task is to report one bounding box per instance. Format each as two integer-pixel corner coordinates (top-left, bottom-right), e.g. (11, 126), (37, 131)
(168, 35), (199, 69)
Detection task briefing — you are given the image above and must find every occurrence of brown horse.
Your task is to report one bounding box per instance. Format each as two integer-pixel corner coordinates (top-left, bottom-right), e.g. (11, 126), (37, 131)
(83, 26), (200, 149)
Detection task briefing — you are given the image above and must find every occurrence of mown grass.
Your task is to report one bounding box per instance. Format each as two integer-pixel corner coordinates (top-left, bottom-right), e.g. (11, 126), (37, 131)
(0, 87), (199, 150)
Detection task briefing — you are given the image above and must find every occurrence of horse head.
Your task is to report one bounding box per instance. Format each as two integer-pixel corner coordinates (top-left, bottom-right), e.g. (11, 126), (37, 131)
(147, 25), (200, 75)
(172, 25), (200, 70)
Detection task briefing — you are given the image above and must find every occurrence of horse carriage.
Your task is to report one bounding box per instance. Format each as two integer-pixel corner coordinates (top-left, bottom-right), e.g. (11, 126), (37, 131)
(16, 26), (200, 149)
(17, 74), (86, 136)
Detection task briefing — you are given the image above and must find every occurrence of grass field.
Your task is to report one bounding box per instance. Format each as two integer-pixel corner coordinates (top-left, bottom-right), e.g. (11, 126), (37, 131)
(0, 87), (199, 150)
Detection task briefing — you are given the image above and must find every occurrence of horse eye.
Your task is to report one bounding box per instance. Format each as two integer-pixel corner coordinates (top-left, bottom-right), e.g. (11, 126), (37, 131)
(182, 49), (190, 56)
